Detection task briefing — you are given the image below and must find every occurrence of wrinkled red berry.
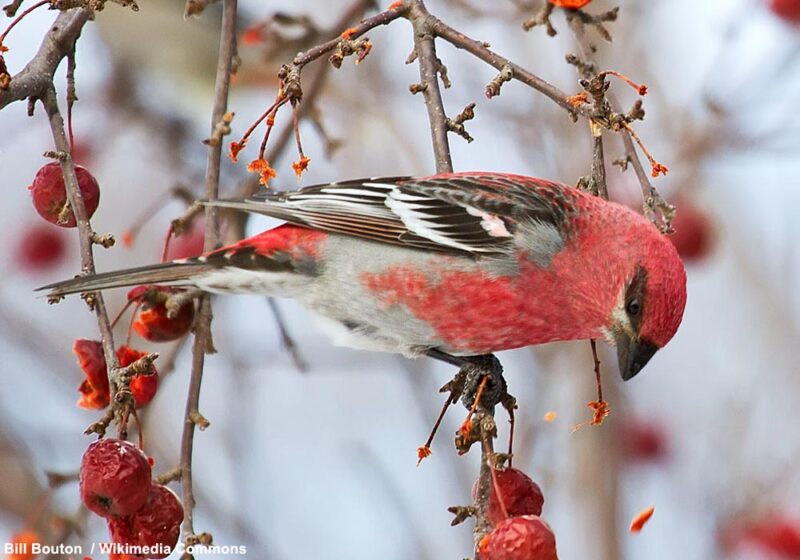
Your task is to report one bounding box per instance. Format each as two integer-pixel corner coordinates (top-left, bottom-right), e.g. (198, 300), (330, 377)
(669, 198), (713, 261)
(80, 439), (151, 518)
(479, 515), (558, 560)
(474, 468), (545, 526)
(74, 339), (110, 410)
(28, 162), (100, 227)
(128, 286), (194, 343)
(770, 0), (800, 22)
(129, 484), (184, 559)
(107, 516), (146, 560)
(15, 223), (67, 271)
(165, 219), (205, 261)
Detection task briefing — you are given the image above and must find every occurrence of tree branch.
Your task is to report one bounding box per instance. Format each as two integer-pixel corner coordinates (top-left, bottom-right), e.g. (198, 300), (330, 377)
(406, 0), (452, 173)
(291, 4), (404, 69)
(40, 86), (124, 425)
(430, 15), (586, 119)
(566, 13), (674, 230)
(0, 8), (91, 109)
(180, 0), (237, 548)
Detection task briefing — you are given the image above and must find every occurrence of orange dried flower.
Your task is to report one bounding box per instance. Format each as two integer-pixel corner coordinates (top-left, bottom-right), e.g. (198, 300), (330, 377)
(341, 27), (358, 39)
(247, 158), (277, 185)
(388, 1), (403, 9)
(588, 400), (610, 425)
(549, 0), (592, 8)
(651, 163), (669, 177)
(544, 411), (557, 422)
(417, 445), (432, 465)
(630, 505), (655, 533)
(228, 139), (247, 163)
(459, 419), (473, 439)
(567, 92), (589, 106)
(292, 155), (311, 179)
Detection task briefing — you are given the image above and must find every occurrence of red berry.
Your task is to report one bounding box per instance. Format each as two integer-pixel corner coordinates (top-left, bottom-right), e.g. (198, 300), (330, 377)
(74, 339), (110, 410)
(117, 345), (159, 407)
(14, 223), (67, 271)
(549, 0), (591, 8)
(28, 162), (100, 227)
(107, 517), (146, 560)
(770, 0), (800, 22)
(474, 468), (545, 526)
(73, 341), (158, 409)
(479, 515), (558, 560)
(669, 198), (713, 261)
(128, 286), (194, 342)
(621, 419), (668, 464)
(7, 530), (39, 560)
(129, 484), (184, 559)
(80, 439), (151, 518)
(165, 219), (205, 261)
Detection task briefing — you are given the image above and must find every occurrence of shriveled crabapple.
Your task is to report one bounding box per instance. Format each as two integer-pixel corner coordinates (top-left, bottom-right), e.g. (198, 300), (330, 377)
(165, 218), (205, 261)
(14, 222), (68, 271)
(79, 439), (151, 518)
(479, 515), (559, 560)
(73, 340), (159, 409)
(74, 339), (110, 410)
(28, 162), (100, 227)
(770, 0), (800, 23)
(128, 286), (195, 343)
(473, 467), (545, 526)
(129, 484), (184, 559)
(668, 197), (713, 262)
(117, 345), (159, 408)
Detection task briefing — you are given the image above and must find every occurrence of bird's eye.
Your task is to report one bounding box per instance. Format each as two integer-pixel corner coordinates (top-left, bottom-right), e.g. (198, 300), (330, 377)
(626, 299), (641, 316)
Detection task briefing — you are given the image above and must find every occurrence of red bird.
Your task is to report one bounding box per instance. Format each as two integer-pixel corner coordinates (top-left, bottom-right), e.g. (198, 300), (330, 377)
(41, 172), (687, 380)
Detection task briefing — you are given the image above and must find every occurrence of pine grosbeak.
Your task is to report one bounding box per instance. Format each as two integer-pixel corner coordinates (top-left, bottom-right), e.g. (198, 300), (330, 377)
(41, 172), (687, 380)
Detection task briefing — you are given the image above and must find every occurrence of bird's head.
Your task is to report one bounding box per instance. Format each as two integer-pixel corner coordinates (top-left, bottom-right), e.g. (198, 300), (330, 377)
(606, 227), (687, 381)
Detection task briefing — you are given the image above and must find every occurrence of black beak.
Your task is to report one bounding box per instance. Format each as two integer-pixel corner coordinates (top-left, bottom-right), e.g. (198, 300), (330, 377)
(615, 334), (658, 381)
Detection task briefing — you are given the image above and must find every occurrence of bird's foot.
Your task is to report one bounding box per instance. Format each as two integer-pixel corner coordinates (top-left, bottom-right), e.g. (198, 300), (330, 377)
(459, 354), (507, 412)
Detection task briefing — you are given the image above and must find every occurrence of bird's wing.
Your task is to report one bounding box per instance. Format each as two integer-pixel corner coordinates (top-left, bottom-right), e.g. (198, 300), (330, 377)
(209, 173), (576, 256)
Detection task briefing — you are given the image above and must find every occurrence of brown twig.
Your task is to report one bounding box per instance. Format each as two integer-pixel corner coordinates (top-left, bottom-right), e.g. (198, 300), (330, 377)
(566, 13), (675, 231)
(0, 7), (92, 109)
(40, 87), (125, 431)
(430, 15), (587, 119)
(405, 0), (453, 173)
(473, 412), (497, 557)
(291, 5), (405, 69)
(179, 0), (237, 551)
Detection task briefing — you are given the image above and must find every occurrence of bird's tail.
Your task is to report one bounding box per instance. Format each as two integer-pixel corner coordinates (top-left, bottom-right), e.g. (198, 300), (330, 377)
(37, 260), (213, 298)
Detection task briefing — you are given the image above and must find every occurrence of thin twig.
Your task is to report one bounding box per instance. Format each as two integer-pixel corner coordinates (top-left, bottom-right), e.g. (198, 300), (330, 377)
(0, 8), (91, 109)
(291, 5), (405, 69)
(180, 0), (237, 549)
(567, 14), (674, 230)
(40, 86), (123, 427)
(430, 15), (587, 119)
(405, 0), (453, 173)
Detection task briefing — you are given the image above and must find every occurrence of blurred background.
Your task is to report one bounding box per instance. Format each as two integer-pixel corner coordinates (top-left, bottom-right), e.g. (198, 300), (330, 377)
(1, 0), (799, 558)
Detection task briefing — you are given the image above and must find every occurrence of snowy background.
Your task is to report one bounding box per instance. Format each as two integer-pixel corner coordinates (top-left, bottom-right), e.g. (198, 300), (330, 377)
(1, 0), (799, 559)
